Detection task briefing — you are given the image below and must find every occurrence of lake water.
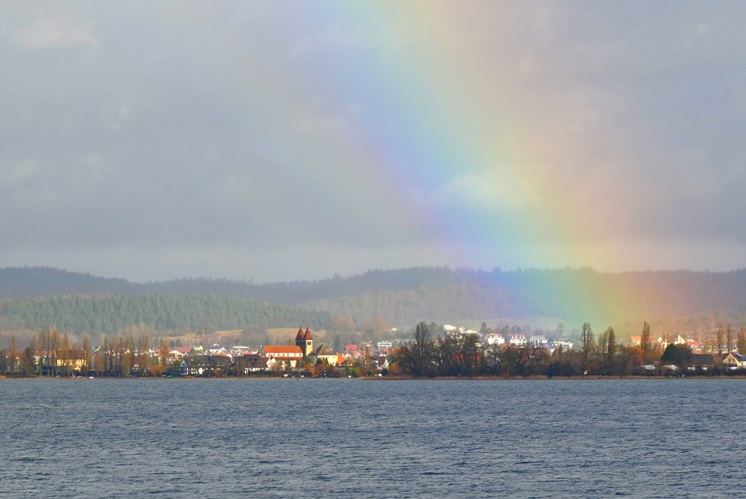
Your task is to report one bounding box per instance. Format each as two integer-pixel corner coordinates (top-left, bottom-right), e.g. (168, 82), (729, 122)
(1, 378), (744, 498)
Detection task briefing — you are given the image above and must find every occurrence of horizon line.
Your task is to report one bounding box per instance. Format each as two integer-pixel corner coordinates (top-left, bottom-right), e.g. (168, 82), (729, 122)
(2, 264), (746, 286)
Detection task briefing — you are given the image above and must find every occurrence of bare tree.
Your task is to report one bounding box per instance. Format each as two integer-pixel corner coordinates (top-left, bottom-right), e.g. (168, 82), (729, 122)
(137, 335), (150, 375)
(580, 322), (594, 364)
(82, 336), (92, 375)
(395, 321), (435, 376)
(159, 338), (171, 373)
(641, 322), (652, 354)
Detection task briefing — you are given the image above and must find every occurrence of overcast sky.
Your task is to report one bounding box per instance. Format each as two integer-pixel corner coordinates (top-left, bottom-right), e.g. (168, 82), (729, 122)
(1, 1), (745, 282)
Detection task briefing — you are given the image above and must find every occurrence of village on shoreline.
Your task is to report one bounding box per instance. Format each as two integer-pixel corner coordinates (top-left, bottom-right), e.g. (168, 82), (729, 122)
(4, 320), (746, 380)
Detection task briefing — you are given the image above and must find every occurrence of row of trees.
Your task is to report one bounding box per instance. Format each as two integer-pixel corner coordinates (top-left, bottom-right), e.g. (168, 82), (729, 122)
(0, 327), (172, 377)
(709, 325), (746, 355)
(92, 334), (172, 377)
(392, 321), (722, 378)
(0, 326), (87, 376)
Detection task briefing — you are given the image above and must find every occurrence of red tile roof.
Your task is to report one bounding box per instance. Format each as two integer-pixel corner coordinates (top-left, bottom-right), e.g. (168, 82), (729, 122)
(262, 345), (303, 355)
(304, 327), (313, 341)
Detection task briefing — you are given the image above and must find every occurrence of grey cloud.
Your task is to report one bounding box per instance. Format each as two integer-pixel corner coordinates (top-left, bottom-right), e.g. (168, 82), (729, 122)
(2, 1), (746, 280)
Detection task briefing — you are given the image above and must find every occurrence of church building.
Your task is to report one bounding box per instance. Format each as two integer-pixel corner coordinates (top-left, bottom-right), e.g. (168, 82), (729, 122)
(295, 326), (314, 357)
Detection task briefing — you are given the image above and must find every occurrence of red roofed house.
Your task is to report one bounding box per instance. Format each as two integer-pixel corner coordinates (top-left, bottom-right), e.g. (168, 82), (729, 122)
(171, 346), (193, 361)
(258, 345), (303, 370)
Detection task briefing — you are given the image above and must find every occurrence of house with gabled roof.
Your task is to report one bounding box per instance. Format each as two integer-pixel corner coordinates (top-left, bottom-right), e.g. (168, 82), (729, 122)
(235, 353), (265, 373)
(509, 334), (527, 346)
(171, 347), (193, 360)
(722, 352), (746, 368)
(484, 333), (505, 346)
(687, 353), (714, 370)
(258, 345), (303, 370)
(180, 355), (232, 376)
(313, 344), (342, 366)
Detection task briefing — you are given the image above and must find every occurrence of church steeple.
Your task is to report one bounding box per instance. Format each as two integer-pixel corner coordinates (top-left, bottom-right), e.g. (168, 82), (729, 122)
(301, 326), (314, 357)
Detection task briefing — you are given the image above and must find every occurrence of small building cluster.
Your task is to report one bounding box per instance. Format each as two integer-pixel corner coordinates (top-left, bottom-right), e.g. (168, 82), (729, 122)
(178, 327), (387, 377)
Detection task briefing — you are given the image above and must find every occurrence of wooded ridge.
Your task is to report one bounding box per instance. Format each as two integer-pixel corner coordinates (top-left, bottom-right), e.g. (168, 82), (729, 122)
(1, 266), (746, 333)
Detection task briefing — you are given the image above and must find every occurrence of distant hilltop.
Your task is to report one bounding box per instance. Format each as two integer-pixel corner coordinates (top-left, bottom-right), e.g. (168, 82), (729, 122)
(0, 267), (140, 298)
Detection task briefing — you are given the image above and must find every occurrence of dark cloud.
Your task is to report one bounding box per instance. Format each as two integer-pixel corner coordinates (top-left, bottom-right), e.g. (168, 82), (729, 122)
(1, 1), (745, 281)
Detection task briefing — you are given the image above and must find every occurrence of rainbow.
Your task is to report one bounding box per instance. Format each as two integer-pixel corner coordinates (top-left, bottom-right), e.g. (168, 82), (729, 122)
(168, 2), (650, 273)
(174, 2), (689, 320)
(275, 2), (609, 270)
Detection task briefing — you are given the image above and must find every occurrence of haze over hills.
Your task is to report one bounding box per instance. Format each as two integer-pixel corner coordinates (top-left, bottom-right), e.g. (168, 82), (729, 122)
(3, 3), (746, 345)
(1, 266), (746, 338)
(0, 267), (140, 298)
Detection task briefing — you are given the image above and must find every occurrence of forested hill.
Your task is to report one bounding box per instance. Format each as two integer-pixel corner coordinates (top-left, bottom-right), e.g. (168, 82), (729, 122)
(2, 266), (746, 328)
(297, 267), (746, 325)
(0, 294), (329, 334)
(0, 266), (449, 301)
(147, 267), (455, 304)
(0, 267), (139, 299)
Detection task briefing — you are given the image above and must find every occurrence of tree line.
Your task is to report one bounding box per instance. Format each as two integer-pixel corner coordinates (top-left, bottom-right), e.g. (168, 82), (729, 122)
(392, 321), (746, 378)
(0, 326), (174, 377)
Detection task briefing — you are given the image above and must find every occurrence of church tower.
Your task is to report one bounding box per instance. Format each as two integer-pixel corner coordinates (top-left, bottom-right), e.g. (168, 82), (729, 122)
(296, 326), (314, 357)
(295, 326), (306, 354)
(303, 326), (314, 357)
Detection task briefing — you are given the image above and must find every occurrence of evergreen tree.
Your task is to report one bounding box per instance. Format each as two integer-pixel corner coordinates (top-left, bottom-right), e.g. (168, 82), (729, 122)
(661, 343), (691, 366)
(606, 327), (616, 361)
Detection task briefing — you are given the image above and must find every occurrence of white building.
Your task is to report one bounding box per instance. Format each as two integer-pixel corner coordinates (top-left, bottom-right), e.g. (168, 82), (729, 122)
(484, 333), (505, 346)
(509, 334), (527, 346)
(377, 341), (393, 350)
(529, 335), (548, 347)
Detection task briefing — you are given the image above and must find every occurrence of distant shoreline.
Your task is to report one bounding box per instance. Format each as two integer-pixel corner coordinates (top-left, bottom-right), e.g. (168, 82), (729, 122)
(367, 375), (746, 381)
(4, 374), (746, 381)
